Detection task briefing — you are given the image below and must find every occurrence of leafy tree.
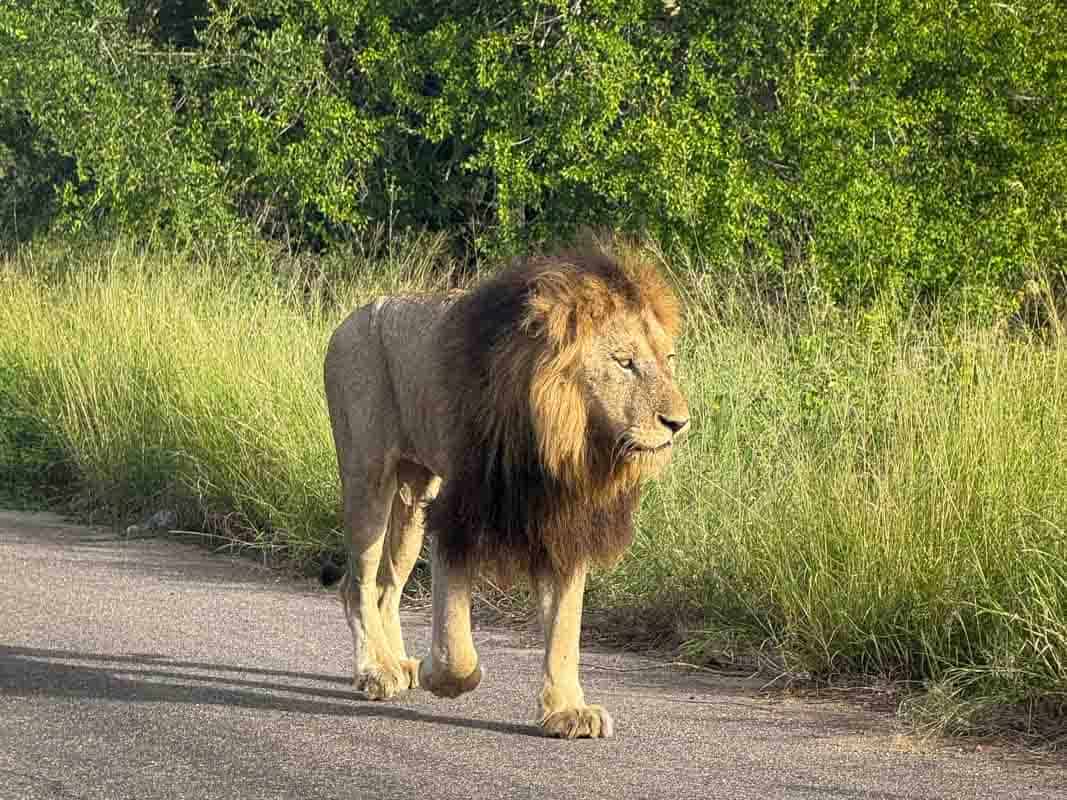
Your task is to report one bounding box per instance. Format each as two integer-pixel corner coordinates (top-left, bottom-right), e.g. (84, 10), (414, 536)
(1, 0), (1064, 296)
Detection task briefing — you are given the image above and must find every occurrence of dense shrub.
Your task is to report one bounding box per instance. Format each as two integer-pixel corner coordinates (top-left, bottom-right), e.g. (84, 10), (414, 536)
(2, 1), (1065, 296)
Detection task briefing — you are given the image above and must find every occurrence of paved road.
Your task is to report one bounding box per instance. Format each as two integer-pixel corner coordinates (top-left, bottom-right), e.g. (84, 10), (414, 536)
(1, 511), (1063, 800)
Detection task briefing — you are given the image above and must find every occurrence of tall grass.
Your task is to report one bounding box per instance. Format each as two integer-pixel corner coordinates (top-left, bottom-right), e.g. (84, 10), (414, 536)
(603, 266), (1067, 737)
(0, 235), (450, 559)
(1, 237), (1064, 738)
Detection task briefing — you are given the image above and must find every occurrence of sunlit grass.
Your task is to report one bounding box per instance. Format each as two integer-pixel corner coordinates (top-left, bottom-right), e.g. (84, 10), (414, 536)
(0, 235), (451, 560)
(603, 267), (1067, 738)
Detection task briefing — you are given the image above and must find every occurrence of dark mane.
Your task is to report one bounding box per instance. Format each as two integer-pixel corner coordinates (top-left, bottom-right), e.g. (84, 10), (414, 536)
(425, 247), (677, 579)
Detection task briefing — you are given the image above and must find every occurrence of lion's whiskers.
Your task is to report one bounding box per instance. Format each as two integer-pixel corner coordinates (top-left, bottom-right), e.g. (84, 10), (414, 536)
(609, 430), (637, 474)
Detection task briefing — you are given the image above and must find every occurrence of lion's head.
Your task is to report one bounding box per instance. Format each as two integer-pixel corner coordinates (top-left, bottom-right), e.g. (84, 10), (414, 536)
(514, 249), (689, 490)
(429, 244), (689, 578)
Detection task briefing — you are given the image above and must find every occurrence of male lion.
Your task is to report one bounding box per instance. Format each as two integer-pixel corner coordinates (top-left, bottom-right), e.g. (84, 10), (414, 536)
(322, 244), (689, 739)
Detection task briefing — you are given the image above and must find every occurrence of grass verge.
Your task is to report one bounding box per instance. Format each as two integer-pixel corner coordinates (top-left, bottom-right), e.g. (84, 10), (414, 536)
(1, 236), (1064, 743)
(0, 235), (450, 557)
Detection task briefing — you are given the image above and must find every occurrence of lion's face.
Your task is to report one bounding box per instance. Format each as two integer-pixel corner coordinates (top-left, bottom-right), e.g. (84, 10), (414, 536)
(579, 307), (689, 478)
(517, 255), (688, 492)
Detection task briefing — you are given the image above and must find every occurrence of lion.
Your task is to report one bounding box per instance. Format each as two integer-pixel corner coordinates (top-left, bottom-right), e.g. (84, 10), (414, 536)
(322, 242), (689, 739)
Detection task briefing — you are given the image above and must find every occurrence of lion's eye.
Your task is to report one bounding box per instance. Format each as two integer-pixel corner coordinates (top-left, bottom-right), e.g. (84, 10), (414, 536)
(614, 356), (636, 372)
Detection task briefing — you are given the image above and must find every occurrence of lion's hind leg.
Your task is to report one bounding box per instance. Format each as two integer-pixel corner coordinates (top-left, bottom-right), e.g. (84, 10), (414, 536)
(376, 461), (438, 691)
(325, 305), (421, 700)
(335, 461), (417, 701)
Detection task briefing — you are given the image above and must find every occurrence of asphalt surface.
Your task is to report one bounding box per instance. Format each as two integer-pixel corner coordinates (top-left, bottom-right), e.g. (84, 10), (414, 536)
(1, 510), (1063, 800)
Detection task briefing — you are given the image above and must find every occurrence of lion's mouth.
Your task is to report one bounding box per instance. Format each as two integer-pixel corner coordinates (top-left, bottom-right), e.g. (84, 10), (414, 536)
(632, 440), (672, 455)
(614, 432), (675, 466)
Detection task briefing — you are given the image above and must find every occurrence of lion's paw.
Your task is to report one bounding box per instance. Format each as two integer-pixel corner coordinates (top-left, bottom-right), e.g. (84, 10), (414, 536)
(540, 705), (614, 739)
(417, 658), (485, 699)
(355, 661), (414, 701)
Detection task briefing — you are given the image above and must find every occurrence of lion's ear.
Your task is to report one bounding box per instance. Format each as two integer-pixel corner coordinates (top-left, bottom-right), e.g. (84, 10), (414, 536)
(525, 270), (578, 349)
(525, 269), (611, 351)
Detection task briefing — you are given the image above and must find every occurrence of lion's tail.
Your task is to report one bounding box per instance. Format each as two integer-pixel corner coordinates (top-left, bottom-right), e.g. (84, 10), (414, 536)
(319, 561), (345, 587)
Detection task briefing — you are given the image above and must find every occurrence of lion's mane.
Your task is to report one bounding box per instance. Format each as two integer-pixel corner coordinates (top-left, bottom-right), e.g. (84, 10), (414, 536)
(426, 247), (681, 579)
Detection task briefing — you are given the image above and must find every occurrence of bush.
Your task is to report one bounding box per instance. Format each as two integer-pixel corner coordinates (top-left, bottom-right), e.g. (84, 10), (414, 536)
(2, 1), (1064, 296)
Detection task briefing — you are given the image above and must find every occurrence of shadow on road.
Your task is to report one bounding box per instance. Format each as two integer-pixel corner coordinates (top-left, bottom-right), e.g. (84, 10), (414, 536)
(0, 644), (542, 738)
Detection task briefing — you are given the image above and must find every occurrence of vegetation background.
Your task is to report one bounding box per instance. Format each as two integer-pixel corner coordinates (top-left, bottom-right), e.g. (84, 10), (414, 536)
(2, 1), (1065, 742)
(3, 0), (1065, 299)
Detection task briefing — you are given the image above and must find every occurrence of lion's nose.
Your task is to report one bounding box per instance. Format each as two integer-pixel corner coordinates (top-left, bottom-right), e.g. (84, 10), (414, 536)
(658, 414), (689, 436)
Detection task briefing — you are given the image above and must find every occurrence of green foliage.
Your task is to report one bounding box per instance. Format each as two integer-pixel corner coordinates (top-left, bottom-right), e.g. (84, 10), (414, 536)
(1, 2), (234, 241)
(2, 1), (1065, 295)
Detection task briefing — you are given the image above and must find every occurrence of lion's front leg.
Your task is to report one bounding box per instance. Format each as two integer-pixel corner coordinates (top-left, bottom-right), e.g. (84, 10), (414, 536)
(417, 541), (484, 698)
(535, 562), (614, 739)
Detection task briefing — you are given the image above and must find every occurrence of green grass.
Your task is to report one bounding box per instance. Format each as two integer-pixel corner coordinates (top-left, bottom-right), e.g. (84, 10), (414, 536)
(597, 263), (1067, 740)
(1, 236), (1065, 741)
(0, 235), (450, 556)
